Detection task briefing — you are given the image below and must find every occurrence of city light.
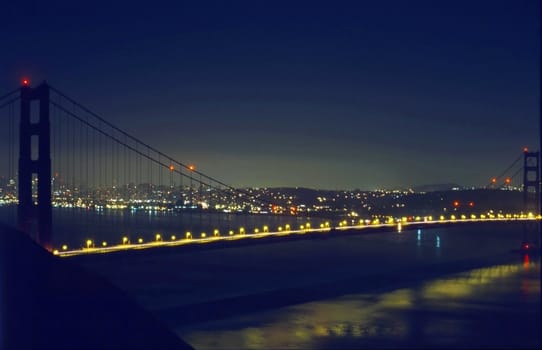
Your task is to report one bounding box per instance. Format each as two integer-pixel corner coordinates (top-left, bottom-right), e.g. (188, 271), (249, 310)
(9, 171), (527, 227)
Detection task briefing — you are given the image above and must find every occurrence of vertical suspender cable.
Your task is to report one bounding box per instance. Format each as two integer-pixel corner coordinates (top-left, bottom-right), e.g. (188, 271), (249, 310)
(85, 117), (88, 201)
(78, 104), (82, 195)
(112, 126), (115, 191)
(84, 107), (89, 240)
(199, 174), (202, 229)
(148, 146), (152, 190)
(217, 184), (221, 231)
(8, 100), (13, 223)
(92, 118), (96, 200)
(98, 119), (102, 192)
(72, 102), (75, 192)
(59, 96), (64, 196)
(189, 169), (193, 230)
(124, 134), (127, 199)
(128, 134), (131, 188)
(136, 143), (139, 194)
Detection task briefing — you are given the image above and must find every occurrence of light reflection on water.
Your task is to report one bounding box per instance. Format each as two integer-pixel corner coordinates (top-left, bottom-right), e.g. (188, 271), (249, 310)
(178, 259), (540, 349)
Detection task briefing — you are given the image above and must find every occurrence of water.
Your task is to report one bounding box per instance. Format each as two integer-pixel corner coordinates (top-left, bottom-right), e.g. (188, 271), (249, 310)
(74, 222), (540, 349)
(177, 260), (540, 349)
(0, 205), (323, 249)
(2, 207), (538, 348)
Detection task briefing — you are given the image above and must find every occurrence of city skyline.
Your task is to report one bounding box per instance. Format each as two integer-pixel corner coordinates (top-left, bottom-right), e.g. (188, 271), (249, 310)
(0, 0), (539, 189)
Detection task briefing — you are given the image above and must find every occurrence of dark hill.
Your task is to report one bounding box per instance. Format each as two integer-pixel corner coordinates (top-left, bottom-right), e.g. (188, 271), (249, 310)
(0, 223), (194, 350)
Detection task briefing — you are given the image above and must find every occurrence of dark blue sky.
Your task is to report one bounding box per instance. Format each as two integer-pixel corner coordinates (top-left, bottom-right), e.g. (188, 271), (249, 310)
(1, 0), (539, 189)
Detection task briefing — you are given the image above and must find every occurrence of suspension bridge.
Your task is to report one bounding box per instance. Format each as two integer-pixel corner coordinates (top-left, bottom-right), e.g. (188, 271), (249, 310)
(0, 80), (540, 257)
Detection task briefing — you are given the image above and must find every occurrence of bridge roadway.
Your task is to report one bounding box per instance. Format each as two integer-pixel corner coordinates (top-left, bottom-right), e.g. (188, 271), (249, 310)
(56, 216), (539, 257)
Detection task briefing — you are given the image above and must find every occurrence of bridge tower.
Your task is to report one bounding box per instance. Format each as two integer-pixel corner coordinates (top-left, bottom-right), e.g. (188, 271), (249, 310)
(522, 150), (540, 215)
(18, 81), (52, 250)
(521, 149), (540, 250)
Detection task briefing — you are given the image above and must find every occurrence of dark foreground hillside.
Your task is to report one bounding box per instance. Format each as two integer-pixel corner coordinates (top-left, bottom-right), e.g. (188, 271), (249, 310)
(0, 223), (193, 350)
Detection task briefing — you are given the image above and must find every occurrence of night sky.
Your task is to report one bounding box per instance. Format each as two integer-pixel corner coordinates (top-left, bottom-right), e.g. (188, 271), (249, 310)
(0, 0), (539, 190)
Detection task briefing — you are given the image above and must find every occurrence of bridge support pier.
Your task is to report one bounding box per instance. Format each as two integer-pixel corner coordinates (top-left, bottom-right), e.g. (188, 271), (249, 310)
(18, 82), (52, 250)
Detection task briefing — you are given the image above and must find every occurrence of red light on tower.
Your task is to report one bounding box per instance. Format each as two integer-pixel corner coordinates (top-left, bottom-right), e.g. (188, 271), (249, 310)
(523, 147), (529, 153)
(468, 201), (474, 207)
(22, 78), (29, 86)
